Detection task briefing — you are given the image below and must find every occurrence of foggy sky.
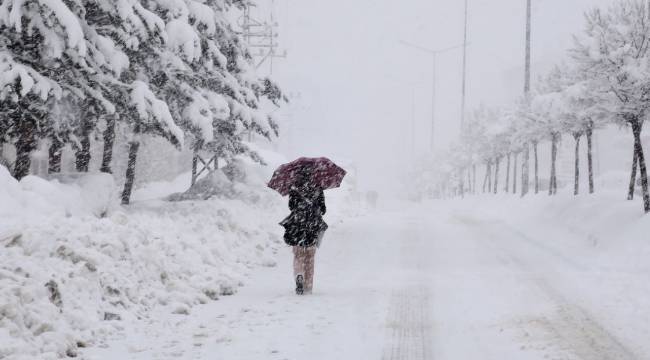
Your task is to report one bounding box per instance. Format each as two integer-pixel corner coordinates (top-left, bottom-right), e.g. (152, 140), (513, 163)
(258, 0), (618, 192)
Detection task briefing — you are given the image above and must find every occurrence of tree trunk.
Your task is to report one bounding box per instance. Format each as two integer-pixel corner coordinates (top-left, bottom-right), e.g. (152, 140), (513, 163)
(13, 117), (36, 180)
(121, 141), (141, 205)
(513, 153), (518, 194)
(521, 143), (530, 197)
(482, 162), (490, 193)
(586, 128), (594, 194)
(505, 153), (511, 192)
(472, 164), (477, 194)
(573, 133), (581, 196)
(628, 148), (638, 201)
(550, 133), (558, 196)
(0, 139), (9, 168)
(48, 137), (64, 174)
(191, 152), (199, 186)
(76, 138), (91, 172)
(632, 122), (650, 213)
(75, 117), (92, 172)
(487, 161), (493, 193)
(459, 168), (465, 198)
(493, 157), (500, 194)
(100, 115), (116, 174)
(533, 141), (539, 194)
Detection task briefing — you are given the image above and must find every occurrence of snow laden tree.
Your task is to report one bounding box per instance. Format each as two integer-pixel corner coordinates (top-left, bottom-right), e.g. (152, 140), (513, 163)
(143, 0), (284, 171)
(560, 71), (608, 195)
(467, 107), (501, 194)
(571, 0), (650, 212)
(511, 98), (542, 196)
(461, 108), (489, 194)
(0, 0), (285, 204)
(493, 110), (518, 194)
(486, 110), (511, 195)
(83, 0), (187, 203)
(447, 141), (472, 197)
(530, 67), (573, 196)
(100, 0), (284, 203)
(500, 108), (525, 194)
(0, 0), (92, 178)
(0, 0), (155, 179)
(450, 106), (511, 196)
(534, 64), (588, 196)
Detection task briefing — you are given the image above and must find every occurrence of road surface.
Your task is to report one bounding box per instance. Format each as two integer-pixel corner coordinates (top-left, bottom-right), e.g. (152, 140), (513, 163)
(84, 202), (646, 360)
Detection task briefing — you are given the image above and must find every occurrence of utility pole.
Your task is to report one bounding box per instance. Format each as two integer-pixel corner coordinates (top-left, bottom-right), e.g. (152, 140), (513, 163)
(524, 0), (531, 95)
(384, 75), (424, 168)
(238, 1), (286, 142)
(399, 41), (466, 152)
(411, 87), (416, 160)
(460, 0), (469, 130)
(522, 0), (532, 197)
(431, 53), (437, 153)
(239, 1), (286, 75)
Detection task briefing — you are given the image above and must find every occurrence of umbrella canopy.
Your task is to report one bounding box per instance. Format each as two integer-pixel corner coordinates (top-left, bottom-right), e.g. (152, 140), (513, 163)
(268, 157), (347, 196)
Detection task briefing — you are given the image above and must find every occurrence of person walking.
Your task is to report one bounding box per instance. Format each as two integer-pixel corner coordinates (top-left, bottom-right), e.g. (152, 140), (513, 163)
(268, 157), (346, 295)
(282, 168), (327, 295)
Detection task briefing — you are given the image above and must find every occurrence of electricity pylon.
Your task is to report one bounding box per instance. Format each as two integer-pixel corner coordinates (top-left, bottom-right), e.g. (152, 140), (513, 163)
(239, 1), (286, 75)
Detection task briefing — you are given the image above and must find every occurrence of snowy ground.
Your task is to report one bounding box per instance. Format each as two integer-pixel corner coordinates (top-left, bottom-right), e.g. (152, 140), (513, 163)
(78, 192), (650, 360)
(0, 163), (285, 360)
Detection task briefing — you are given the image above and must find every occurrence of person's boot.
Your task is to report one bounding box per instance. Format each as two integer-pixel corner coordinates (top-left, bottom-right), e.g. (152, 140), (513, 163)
(295, 275), (304, 295)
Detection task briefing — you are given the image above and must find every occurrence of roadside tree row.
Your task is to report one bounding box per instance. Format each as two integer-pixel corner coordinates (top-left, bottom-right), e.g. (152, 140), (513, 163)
(436, 0), (650, 213)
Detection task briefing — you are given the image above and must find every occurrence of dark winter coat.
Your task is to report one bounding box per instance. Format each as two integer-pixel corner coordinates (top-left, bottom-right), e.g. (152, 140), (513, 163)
(281, 185), (327, 247)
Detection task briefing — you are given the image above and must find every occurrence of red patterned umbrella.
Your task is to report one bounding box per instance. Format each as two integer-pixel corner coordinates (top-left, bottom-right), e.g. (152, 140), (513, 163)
(268, 157), (346, 196)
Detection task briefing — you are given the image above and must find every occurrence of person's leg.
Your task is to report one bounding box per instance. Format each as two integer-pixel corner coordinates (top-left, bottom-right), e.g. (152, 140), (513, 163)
(293, 246), (305, 294)
(304, 247), (317, 293)
(293, 246), (304, 277)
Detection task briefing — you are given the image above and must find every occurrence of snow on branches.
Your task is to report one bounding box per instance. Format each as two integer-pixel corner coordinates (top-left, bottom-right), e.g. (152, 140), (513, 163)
(0, 52), (61, 100)
(130, 80), (184, 146)
(432, 0), (650, 212)
(0, 0), (286, 204)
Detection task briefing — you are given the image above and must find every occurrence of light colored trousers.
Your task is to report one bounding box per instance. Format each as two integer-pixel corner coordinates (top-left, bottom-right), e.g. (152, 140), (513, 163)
(293, 246), (317, 291)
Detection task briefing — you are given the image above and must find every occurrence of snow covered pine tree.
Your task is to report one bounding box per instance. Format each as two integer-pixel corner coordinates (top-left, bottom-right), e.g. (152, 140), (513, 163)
(0, 0), (284, 204)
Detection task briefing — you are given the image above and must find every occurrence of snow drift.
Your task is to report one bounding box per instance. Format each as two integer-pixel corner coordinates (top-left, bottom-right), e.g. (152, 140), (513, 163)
(0, 162), (285, 359)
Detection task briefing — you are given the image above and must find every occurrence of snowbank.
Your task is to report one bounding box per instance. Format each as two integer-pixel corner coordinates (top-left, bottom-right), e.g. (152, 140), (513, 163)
(0, 164), (285, 359)
(0, 167), (116, 225)
(440, 189), (650, 271)
(418, 187), (650, 358)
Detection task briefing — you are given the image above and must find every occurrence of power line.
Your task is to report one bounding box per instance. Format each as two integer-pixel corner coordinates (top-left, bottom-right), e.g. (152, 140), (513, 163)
(239, 1), (287, 75)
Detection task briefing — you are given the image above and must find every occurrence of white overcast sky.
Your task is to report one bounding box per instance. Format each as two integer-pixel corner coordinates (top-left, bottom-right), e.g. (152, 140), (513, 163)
(254, 0), (618, 192)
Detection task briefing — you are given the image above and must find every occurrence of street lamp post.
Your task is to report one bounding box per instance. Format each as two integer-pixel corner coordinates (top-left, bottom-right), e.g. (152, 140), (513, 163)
(399, 41), (466, 153)
(383, 75), (425, 166)
(411, 86), (416, 160)
(461, 0), (469, 130)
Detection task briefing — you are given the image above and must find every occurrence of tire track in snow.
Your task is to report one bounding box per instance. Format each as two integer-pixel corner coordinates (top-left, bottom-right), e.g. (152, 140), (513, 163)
(454, 214), (639, 360)
(381, 220), (434, 360)
(382, 288), (433, 360)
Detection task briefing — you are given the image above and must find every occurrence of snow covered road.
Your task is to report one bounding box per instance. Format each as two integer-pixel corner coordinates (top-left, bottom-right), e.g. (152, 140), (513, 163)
(83, 201), (649, 360)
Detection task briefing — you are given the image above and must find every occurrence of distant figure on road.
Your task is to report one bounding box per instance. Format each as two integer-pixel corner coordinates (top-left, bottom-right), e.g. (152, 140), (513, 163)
(366, 190), (379, 208)
(281, 168), (328, 295)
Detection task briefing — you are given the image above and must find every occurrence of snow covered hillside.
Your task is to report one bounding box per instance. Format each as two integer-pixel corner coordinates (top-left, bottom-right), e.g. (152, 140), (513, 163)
(0, 160), (288, 360)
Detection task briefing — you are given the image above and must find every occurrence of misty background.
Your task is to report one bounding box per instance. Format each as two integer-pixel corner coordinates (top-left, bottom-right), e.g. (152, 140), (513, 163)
(249, 0), (619, 194)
